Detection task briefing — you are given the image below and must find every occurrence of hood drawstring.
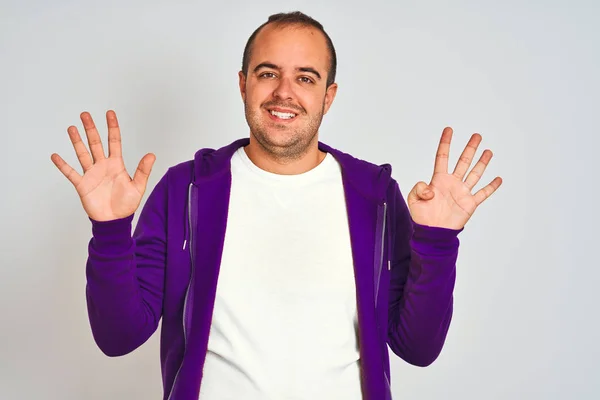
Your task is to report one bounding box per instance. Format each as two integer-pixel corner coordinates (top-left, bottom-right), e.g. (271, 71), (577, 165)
(183, 182), (192, 250)
(386, 199), (392, 271)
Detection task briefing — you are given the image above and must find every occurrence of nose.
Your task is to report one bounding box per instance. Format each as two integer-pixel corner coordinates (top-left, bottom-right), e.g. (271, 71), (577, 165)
(272, 76), (294, 100)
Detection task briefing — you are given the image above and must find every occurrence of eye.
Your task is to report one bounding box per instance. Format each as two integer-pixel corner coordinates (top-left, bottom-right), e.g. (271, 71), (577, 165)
(259, 72), (277, 79)
(298, 76), (314, 84)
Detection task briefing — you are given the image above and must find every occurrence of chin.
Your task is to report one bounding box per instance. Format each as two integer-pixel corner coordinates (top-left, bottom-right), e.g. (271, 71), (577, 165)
(256, 128), (299, 148)
(252, 128), (313, 159)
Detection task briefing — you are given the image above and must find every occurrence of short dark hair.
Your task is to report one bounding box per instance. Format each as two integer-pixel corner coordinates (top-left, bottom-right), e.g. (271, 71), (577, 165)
(241, 11), (337, 87)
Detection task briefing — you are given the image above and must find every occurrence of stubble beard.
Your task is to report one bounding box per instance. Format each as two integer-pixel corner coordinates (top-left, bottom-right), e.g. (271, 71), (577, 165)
(244, 100), (325, 162)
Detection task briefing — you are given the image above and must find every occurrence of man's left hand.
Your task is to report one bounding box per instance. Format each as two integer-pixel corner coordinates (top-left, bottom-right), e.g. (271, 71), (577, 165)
(407, 127), (503, 230)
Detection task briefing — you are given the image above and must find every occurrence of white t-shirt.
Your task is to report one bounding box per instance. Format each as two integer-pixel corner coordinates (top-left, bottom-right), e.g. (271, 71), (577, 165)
(199, 146), (362, 400)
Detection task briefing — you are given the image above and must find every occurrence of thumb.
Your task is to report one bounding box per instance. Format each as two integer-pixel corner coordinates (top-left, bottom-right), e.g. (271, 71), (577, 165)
(132, 153), (156, 193)
(407, 181), (434, 203)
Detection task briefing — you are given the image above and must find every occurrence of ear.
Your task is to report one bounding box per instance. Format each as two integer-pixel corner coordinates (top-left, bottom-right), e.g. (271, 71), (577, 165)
(238, 71), (247, 102)
(323, 82), (338, 115)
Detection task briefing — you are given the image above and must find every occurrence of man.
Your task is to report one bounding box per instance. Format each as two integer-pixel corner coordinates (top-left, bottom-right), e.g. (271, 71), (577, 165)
(51, 11), (502, 400)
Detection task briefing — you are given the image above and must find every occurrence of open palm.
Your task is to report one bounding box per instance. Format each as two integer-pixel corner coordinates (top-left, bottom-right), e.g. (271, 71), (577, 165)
(407, 127), (502, 230)
(51, 111), (156, 222)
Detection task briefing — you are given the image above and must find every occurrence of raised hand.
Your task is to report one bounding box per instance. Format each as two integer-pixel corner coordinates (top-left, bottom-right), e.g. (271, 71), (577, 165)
(51, 110), (156, 222)
(406, 127), (502, 230)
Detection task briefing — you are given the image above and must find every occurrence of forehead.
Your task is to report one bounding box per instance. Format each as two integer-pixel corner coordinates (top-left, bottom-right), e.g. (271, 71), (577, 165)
(249, 24), (330, 71)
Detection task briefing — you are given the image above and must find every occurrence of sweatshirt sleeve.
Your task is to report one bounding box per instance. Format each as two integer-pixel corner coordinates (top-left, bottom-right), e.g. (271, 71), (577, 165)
(84, 171), (169, 357)
(387, 182), (462, 367)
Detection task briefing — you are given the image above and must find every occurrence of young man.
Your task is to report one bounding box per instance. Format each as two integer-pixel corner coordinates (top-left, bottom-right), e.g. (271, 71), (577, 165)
(51, 11), (502, 400)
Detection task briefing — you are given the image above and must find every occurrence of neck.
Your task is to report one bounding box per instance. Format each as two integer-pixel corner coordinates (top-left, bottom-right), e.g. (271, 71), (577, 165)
(244, 135), (326, 175)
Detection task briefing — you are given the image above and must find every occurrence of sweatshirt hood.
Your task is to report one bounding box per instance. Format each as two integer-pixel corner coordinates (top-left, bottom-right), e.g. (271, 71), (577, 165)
(191, 137), (393, 201)
(182, 137), (393, 249)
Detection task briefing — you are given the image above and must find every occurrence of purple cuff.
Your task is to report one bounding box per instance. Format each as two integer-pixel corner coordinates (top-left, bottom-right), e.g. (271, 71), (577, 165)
(89, 214), (135, 254)
(411, 221), (463, 255)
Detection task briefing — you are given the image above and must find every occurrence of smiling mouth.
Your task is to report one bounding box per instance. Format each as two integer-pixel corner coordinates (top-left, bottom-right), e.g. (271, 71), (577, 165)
(266, 108), (299, 122)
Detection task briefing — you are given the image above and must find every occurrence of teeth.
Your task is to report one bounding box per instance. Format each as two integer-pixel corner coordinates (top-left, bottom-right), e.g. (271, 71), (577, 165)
(270, 110), (296, 119)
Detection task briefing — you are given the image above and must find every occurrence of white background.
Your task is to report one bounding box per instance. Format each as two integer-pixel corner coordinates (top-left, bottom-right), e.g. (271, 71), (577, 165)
(1, 0), (598, 399)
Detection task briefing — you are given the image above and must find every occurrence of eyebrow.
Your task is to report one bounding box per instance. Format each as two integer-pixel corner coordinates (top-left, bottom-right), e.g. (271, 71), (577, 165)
(253, 62), (322, 80)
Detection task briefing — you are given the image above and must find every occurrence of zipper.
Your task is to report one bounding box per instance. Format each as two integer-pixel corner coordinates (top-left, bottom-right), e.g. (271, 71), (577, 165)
(374, 202), (387, 308)
(385, 371), (392, 400)
(374, 201), (393, 400)
(167, 183), (196, 400)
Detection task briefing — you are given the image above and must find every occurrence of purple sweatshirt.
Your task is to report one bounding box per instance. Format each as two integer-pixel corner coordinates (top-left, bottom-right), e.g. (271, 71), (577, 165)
(85, 138), (462, 400)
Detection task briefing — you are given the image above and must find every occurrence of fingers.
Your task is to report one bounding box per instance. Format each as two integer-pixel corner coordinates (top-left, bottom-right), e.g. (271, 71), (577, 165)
(453, 133), (482, 179)
(473, 176), (503, 206)
(417, 182), (434, 200)
(50, 153), (82, 187)
(132, 153), (156, 193)
(433, 127), (453, 175)
(407, 181), (434, 204)
(67, 125), (94, 172)
(106, 110), (122, 158)
(80, 111), (106, 163)
(464, 149), (493, 190)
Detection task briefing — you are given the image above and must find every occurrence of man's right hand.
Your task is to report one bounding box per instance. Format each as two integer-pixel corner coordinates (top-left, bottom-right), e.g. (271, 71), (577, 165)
(51, 110), (156, 222)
